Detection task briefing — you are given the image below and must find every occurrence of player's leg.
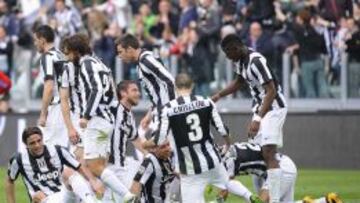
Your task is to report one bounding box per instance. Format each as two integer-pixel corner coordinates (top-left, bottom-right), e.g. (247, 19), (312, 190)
(301, 193), (343, 203)
(62, 167), (99, 203)
(84, 116), (133, 200)
(43, 104), (70, 148)
(180, 173), (207, 203)
(209, 164), (230, 201)
(226, 179), (263, 203)
(257, 108), (287, 203)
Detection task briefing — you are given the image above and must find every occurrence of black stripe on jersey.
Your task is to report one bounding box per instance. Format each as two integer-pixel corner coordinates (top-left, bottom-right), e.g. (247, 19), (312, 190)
(201, 143), (214, 169)
(211, 141), (221, 162)
(120, 113), (128, 166)
(83, 60), (97, 118)
(144, 174), (155, 203)
(55, 146), (80, 170)
(177, 148), (187, 174)
(75, 65), (83, 114)
(159, 161), (169, 200)
(252, 57), (271, 83)
(275, 94), (285, 108)
(141, 56), (176, 101)
(250, 68), (259, 82)
(108, 138), (115, 164)
(188, 146), (201, 174)
(252, 87), (262, 106)
(28, 151), (60, 193)
(141, 71), (161, 106)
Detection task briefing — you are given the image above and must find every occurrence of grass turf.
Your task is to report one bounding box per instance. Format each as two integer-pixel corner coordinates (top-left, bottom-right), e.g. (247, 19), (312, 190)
(0, 168), (359, 202)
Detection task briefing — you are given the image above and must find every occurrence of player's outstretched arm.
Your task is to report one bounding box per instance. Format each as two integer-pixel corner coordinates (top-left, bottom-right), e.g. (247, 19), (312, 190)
(5, 177), (16, 203)
(129, 181), (142, 197)
(211, 75), (244, 102)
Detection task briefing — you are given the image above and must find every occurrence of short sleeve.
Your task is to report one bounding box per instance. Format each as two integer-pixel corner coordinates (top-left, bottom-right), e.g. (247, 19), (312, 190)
(7, 154), (20, 181)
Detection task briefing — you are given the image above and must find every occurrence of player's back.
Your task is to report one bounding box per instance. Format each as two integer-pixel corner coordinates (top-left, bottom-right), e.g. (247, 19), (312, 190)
(161, 95), (227, 175)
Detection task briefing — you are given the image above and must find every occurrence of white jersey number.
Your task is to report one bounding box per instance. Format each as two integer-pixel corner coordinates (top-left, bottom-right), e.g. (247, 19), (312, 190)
(186, 113), (203, 142)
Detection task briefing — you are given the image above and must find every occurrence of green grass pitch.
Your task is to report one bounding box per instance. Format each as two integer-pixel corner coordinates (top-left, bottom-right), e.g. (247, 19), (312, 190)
(1, 168), (359, 202)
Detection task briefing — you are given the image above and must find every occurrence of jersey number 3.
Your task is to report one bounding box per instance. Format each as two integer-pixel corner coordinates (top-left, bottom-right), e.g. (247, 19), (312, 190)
(186, 113), (203, 142)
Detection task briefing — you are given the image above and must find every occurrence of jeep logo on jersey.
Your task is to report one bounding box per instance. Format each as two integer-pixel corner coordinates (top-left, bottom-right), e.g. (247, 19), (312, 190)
(34, 171), (60, 182)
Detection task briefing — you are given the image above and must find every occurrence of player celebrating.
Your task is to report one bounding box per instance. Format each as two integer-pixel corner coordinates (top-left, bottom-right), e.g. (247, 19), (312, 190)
(144, 73), (231, 203)
(33, 25), (68, 147)
(5, 127), (102, 203)
(103, 80), (147, 202)
(61, 34), (135, 202)
(115, 34), (176, 129)
(130, 142), (175, 203)
(212, 34), (287, 203)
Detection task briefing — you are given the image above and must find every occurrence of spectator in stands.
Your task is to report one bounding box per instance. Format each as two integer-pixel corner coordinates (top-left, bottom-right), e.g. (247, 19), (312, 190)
(54, 0), (83, 38)
(289, 9), (329, 98)
(0, 0), (18, 41)
(152, 0), (179, 37)
(318, 0), (353, 23)
(183, 27), (212, 96)
(245, 22), (274, 65)
(0, 25), (13, 77)
(178, 0), (197, 33)
(345, 19), (360, 97)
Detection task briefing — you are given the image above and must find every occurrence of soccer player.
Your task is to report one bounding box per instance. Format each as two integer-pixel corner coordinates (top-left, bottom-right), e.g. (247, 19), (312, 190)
(223, 142), (342, 203)
(212, 34), (287, 203)
(33, 25), (68, 147)
(61, 34), (135, 201)
(144, 73), (231, 203)
(130, 142), (175, 203)
(115, 34), (176, 130)
(223, 142), (296, 203)
(5, 127), (102, 203)
(103, 80), (147, 202)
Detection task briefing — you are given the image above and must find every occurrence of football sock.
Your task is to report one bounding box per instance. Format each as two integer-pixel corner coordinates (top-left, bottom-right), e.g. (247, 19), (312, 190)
(100, 167), (129, 197)
(68, 172), (98, 203)
(267, 168), (282, 203)
(226, 179), (252, 202)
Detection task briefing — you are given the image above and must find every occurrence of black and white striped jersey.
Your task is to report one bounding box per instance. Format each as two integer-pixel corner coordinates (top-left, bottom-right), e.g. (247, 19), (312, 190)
(133, 153), (175, 203)
(60, 62), (82, 114)
(7, 145), (80, 198)
(40, 47), (66, 105)
(234, 50), (287, 113)
(109, 102), (138, 167)
(78, 55), (115, 123)
(154, 95), (229, 175)
(224, 142), (267, 178)
(137, 50), (176, 107)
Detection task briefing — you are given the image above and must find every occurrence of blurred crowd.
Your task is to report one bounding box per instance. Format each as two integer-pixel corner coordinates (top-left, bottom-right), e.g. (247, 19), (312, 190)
(0, 0), (360, 113)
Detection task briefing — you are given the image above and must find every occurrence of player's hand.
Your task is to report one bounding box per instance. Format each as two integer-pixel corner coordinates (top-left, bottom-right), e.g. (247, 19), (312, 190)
(211, 93), (221, 103)
(38, 113), (47, 127)
(68, 127), (80, 145)
(140, 110), (152, 130)
(90, 179), (105, 198)
(32, 191), (47, 203)
(248, 120), (260, 138)
(79, 118), (89, 129)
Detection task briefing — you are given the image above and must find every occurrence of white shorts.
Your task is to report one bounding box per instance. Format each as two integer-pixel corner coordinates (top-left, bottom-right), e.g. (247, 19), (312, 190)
(102, 157), (141, 203)
(83, 116), (113, 160)
(180, 164), (229, 203)
(43, 104), (69, 148)
(262, 155), (297, 202)
(42, 186), (77, 203)
(252, 108), (287, 147)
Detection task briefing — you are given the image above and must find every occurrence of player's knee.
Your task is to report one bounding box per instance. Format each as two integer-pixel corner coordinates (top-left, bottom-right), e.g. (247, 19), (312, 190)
(262, 145), (278, 165)
(86, 159), (106, 176)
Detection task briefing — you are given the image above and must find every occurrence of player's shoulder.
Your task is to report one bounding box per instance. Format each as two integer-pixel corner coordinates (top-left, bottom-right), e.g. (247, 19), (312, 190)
(9, 152), (22, 163)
